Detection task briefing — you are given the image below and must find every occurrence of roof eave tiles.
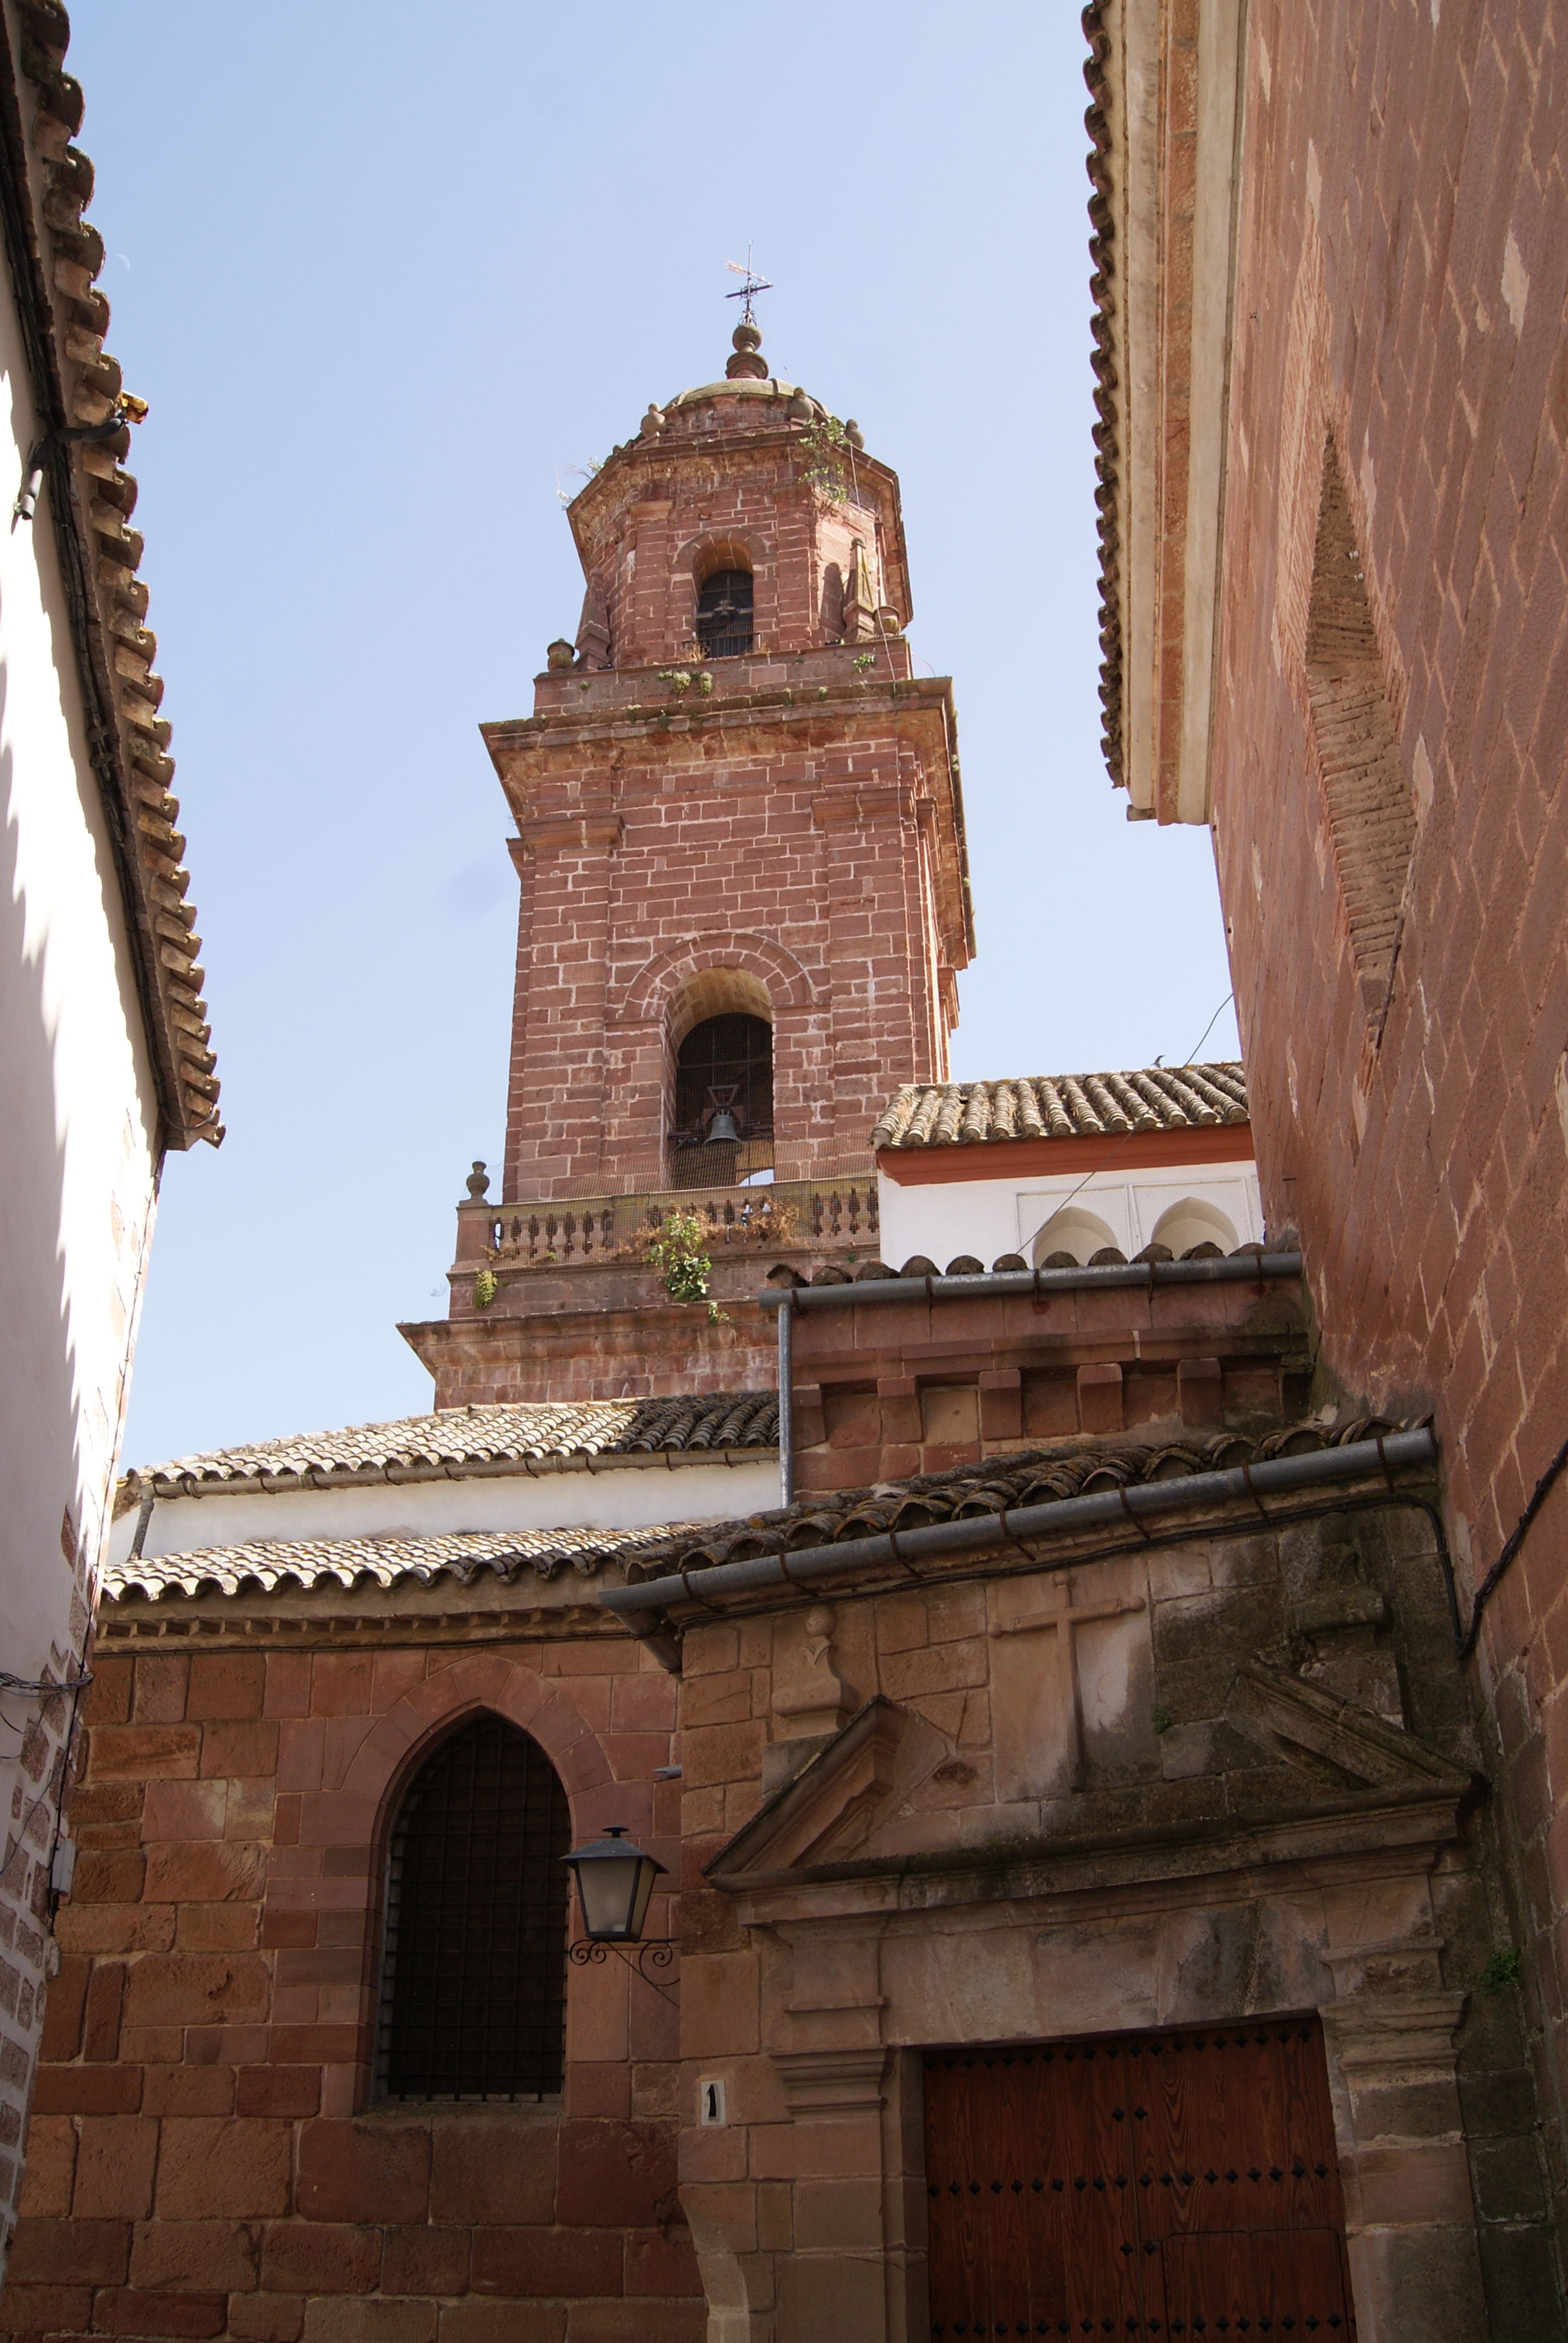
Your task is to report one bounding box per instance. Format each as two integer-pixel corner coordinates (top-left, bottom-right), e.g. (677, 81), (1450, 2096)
(5, 1), (218, 1149)
(871, 1063), (1249, 1151)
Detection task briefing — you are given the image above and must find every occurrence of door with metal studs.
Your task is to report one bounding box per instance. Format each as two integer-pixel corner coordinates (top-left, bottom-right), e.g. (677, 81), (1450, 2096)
(923, 2018), (1355, 2340)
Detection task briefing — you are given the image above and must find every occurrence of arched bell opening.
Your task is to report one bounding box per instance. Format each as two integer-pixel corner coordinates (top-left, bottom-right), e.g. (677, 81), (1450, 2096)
(695, 560), (754, 658)
(665, 972), (774, 1188)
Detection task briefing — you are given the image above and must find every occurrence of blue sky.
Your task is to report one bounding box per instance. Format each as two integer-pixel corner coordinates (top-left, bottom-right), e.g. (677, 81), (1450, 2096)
(70, 1), (1239, 1464)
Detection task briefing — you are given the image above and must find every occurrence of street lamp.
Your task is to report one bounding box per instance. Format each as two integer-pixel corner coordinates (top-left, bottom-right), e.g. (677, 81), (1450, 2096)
(562, 1824), (666, 1942)
(562, 1826), (675, 1999)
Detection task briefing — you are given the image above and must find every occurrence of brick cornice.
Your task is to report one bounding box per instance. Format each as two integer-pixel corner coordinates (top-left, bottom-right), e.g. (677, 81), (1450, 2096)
(812, 782), (910, 828)
(517, 812), (623, 854)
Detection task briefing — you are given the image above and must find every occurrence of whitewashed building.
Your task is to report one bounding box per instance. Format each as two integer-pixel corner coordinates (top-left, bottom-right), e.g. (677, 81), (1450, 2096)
(0, 0), (217, 2255)
(871, 1063), (1263, 1272)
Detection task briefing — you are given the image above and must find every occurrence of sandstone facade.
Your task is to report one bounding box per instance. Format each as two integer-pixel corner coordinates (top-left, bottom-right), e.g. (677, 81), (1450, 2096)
(4, 1627), (699, 2343)
(1088, 0), (1568, 2280)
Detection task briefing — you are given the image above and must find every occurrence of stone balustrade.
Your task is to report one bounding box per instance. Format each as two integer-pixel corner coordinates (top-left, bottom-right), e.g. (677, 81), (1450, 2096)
(468, 1173), (879, 1270)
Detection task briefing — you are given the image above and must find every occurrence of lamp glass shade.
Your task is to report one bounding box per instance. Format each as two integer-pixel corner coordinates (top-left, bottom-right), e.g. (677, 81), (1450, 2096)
(563, 1827), (667, 1942)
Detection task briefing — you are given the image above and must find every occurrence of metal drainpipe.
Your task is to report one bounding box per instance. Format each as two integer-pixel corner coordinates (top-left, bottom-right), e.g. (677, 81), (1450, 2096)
(777, 1289), (794, 1509)
(599, 1428), (1439, 1616)
(756, 1251), (1304, 1314)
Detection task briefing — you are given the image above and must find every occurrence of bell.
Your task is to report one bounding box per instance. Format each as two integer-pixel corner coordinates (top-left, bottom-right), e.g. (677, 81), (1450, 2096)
(705, 1108), (741, 1144)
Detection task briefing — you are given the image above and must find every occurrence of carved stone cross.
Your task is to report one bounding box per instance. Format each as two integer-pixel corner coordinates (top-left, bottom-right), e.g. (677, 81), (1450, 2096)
(988, 1574), (1147, 1789)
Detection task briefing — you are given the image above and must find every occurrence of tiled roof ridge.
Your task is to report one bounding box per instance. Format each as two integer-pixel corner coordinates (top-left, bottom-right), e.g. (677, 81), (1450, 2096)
(871, 1062), (1248, 1150)
(1082, 1), (1123, 787)
(105, 1522), (685, 1605)
(623, 1413), (1413, 1585)
(7, 2), (218, 1147)
(118, 1390), (781, 1505)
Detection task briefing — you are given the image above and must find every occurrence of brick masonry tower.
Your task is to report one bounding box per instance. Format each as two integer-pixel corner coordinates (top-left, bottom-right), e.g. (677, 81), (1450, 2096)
(401, 320), (973, 1404)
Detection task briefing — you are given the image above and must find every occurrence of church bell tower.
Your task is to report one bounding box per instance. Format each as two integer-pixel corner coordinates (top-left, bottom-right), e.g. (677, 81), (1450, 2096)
(403, 318), (974, 1405)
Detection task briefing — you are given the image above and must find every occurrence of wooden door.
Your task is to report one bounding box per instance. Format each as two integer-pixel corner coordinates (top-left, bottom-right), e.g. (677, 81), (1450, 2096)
(923, 2017), (1354, 2339)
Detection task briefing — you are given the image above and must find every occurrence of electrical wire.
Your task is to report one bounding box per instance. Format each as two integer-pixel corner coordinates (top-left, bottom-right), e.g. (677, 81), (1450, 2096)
(1, 1660), (93, 1919)
(1017, 993), (1244, 1260)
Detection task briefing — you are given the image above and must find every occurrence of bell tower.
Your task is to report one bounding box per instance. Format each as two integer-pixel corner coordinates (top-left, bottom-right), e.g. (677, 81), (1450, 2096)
(403, 320), (975, 1404)
(491, 317), (972, 1196)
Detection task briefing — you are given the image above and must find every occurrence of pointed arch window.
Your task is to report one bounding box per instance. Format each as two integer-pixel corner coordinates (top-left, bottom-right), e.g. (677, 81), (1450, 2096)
(376, 1712), (571, 2103)
(696, 567), (754, 657)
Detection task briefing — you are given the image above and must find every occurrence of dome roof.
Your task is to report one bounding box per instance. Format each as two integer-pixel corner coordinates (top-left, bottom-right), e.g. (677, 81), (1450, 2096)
(656, 320), (828, 426)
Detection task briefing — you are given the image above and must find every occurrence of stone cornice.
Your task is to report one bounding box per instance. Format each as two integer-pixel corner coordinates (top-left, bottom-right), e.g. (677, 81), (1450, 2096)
(1088, 0), (1249, 825)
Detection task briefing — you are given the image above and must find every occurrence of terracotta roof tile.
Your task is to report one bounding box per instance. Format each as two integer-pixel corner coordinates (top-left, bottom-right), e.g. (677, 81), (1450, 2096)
(1082, 1), (1123, 785)
(8, 2), (218, 1147)
(105, 1413), (1406, 1609)
(622, 1415), (1406, 1588)
(120, 1391), (780, 1504)
(106, 1524), (680, 1604)
(871, 1063), (1248, 1151)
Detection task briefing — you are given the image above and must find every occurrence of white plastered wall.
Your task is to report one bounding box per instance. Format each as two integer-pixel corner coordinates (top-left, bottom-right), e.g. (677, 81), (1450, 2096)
(875, 1158), (1264, 1274)
(0, 260), (161, 1840)
(108, 1455), (783, 1569)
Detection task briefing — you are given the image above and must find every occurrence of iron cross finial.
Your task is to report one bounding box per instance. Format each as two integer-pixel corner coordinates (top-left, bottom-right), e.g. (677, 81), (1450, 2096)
(725, 246), (773, 326)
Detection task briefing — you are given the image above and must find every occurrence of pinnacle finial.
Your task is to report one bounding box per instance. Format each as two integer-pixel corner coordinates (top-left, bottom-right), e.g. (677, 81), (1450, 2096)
(726, 318), (768, 381)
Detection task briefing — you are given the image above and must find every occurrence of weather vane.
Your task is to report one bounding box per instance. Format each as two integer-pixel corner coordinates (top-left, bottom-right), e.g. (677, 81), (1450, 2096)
(725, 247), (772, 326)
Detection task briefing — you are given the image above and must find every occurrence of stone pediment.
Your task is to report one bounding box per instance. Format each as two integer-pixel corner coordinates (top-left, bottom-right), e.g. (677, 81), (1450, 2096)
(706, 1665), (1474, 1920)
(708, 1699), (910, 1884)
(1223, 1659), (1472, 1797)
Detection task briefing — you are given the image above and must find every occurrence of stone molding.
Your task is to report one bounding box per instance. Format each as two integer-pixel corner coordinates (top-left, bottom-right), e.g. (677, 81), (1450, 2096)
(611, 928), (823, 1026)
(1322, 1988), (1469, 2076)
(771, 2046), (891, 2114)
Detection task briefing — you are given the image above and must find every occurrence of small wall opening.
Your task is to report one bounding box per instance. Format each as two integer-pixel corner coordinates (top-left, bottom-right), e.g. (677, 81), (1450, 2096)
(1150, 1197), (1239, 1260)
(1305, 433), (1416, 1021)
(696, 564), (754, 658)
(1031, 1205), (1119, 1269)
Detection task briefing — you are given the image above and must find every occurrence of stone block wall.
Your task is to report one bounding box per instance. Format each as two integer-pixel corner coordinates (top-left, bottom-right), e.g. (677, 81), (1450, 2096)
(785, 1271), (1312, 1491)
(0, 1636), (702, 2343)
(671, 1499), (1556, 2341)
(1204, 0), (1568, 2206)
(488, 677), (964, 1201)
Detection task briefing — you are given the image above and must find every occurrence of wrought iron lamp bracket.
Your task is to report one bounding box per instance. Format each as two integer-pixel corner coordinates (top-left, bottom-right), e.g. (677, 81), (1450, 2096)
(568, 1936), (678, 2004)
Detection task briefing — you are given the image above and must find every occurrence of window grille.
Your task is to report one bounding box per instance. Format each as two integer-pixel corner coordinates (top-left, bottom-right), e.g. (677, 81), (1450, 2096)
(377, 1712), (570, 2102)
(696, 568), (754, 657)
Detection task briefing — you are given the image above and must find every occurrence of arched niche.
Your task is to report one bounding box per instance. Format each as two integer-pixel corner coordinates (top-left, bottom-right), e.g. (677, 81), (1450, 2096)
(1031, 1204), (1119, 1269)
(1150, 1196), (1240, 1260)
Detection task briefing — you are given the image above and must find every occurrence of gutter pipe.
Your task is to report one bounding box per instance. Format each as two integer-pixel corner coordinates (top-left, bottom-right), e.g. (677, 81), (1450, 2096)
(777, 1292), (794, 1509)
(599, 1427), (1437, 1619)
(757, 1251), (1303, 1314)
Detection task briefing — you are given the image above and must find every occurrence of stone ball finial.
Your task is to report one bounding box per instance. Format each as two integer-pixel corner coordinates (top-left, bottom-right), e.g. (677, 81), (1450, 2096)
(546, 638), (575, 671)
(726, 319), (769, 381)
(844, 419), (865, 450)
(465, 1161), (491, 1200)
(641, 403), (665, 437)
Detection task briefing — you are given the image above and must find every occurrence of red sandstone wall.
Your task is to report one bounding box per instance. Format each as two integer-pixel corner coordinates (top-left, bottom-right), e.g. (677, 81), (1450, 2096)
(0, 1642), (701, 2343)
(1209, 0), (1568, 2170)
(787, 1273), (1309, 1492)
(495, 693), (958, 1201)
